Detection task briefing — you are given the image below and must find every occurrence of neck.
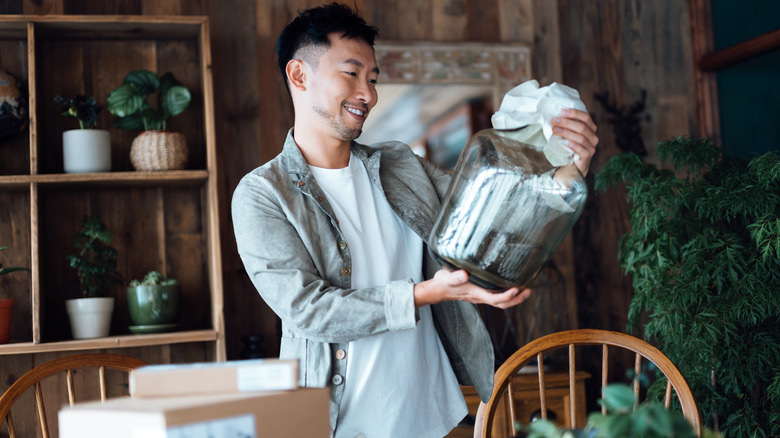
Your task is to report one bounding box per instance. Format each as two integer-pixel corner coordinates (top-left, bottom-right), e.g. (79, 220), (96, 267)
(292, 123), (352, 169)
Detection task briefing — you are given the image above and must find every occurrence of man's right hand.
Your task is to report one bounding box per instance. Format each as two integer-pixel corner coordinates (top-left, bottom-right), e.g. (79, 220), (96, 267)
(414, 269), (532, 309)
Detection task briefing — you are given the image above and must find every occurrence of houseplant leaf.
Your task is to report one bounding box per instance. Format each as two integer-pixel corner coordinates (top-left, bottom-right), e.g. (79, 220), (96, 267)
(107, 84), (145, 118)
(161, 85), (191, 119)
(123, 70), (159, 95)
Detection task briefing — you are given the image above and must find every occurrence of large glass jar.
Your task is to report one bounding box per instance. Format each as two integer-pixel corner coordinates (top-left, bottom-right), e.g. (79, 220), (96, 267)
(429, 127), (587, 290)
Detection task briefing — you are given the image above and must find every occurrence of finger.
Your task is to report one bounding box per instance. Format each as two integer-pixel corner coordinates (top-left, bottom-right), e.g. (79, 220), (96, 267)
(496, 288), (533, 309)
(561, 108), (597, 132)
(478, 287), (521, 308)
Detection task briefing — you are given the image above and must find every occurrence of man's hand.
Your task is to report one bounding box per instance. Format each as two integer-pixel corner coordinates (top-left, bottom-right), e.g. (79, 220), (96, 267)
(551, 108), (599, 176)
(414, 269), (532, 309)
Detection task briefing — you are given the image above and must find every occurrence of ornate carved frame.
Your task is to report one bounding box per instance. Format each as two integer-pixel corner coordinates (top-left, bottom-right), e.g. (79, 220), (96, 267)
(374, 41), (532, 108)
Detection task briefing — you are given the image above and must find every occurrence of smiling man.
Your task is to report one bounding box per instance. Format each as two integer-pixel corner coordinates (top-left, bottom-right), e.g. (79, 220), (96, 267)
(231, 3), (598, 438)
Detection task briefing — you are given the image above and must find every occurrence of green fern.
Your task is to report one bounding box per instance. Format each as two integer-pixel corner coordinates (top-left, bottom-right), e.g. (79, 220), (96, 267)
(595, 137), (780, 437)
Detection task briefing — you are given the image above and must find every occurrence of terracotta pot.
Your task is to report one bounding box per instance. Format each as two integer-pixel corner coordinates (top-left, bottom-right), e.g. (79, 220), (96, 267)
(0, 298), (13, 344)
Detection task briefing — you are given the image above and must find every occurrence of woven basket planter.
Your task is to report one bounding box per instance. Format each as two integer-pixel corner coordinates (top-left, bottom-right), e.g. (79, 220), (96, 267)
(130, 130), (188, 171)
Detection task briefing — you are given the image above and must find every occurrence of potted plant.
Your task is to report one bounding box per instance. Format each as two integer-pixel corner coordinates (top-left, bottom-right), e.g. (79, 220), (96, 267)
(54, 94), (111, 173)
(523, 383), (719, 438)
(595, 136), (780, 437)
(65, 216), (123, 339)
(107, 70), (191, 171)
(0, 246), (29, 344)
(126, 271), (180, 334)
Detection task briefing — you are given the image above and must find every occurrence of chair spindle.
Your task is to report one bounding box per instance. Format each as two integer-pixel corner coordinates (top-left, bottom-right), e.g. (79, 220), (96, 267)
(34, 382), (50, 438)
(66, 369), (75, 406)
(568, 344), (576, 428)
(633, 353), (642, 411)
(99, 366), (107, 401)
(537, 352), (547, 420)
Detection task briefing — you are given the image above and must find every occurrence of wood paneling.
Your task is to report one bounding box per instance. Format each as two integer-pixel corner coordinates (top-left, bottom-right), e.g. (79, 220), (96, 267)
(3, 0), (699, 418)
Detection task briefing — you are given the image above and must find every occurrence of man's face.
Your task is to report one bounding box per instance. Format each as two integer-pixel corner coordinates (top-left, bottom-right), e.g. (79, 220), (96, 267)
(304, 33), (379, 142)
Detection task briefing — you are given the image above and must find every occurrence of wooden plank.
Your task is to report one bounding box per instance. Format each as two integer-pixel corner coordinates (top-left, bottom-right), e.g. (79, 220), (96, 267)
(698, 28), (780, 71)
(0, 330), (217, 354)
(529, 0), (561, 84)
(497, 0), (533, 44)
(689, 0), (720, 142)
(466, 0), (500, 42)
(397, 0), (432, 41)
(22, 0), (64, 15)
(195, 17), (226, 360)
(213, 0), (270, 361)
(432, 0), (466, 41)
(29, 183), (38, 344)
(26, 22), (35, 176)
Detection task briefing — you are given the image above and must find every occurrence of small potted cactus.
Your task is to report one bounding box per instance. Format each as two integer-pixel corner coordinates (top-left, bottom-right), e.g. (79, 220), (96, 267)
(126, 271), (180, 333)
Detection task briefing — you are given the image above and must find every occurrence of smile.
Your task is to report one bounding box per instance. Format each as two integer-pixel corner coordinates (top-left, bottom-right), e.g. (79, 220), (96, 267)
(346, 107), (364, 116)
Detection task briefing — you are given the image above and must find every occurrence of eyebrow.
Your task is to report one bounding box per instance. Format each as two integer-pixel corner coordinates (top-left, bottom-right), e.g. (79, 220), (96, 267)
(343, 58), (380, 75)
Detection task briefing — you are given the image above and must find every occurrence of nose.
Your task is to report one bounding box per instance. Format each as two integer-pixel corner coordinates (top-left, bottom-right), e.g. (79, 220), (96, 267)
(355, 80), (376, 108)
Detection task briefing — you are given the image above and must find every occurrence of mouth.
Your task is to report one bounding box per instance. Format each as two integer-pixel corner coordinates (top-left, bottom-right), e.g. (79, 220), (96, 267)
(345, 105), (368, 122)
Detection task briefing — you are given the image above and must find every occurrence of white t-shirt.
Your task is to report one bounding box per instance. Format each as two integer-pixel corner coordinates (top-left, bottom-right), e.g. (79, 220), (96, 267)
(309, 153), (467, 438)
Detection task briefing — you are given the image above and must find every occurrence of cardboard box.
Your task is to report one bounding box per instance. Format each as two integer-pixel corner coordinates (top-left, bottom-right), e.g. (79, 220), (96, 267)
(130, 358), (299, 398)
(59, 387), (330, 438)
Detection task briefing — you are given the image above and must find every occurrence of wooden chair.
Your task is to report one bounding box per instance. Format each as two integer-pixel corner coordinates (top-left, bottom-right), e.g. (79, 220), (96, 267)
(473, 329), (701, 437)
(0, 353), (148, 438)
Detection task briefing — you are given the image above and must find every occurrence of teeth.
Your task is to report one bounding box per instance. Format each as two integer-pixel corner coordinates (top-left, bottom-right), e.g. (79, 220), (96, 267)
(346, 107), (364, 116)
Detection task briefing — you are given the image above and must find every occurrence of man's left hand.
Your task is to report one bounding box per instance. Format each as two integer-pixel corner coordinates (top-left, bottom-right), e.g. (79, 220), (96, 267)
(551, 108), (599, 176)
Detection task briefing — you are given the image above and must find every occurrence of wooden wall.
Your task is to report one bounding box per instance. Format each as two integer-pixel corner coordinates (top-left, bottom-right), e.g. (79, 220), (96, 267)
(3, 0), (698, 374)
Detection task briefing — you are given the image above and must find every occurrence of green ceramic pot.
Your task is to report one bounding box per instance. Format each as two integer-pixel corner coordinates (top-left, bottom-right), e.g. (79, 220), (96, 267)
(126, 285), (179, 326)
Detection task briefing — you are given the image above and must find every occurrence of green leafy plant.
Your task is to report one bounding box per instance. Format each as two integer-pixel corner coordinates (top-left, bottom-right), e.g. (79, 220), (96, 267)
(0, 246), (29, 277)
(53, 94), (102, 129)
(66, 216), (123, 298)
(595, 136), (780, 437)
(524, 384), (715, 438)
(129, 271), (178, 287)
(107, 70), (191, 131)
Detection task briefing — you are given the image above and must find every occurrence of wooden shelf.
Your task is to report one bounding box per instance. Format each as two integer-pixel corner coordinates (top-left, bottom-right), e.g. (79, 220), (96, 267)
(0, 330), (218, 355)
(0, 170), (209, 188)
(0, 15), (224, 360)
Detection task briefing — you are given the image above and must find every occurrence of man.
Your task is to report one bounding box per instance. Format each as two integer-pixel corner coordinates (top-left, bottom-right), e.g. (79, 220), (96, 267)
(232, 3), (598, 437)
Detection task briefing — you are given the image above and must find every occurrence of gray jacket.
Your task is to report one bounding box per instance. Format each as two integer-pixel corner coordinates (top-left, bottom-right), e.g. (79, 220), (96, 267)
(231, 130), (494, 431)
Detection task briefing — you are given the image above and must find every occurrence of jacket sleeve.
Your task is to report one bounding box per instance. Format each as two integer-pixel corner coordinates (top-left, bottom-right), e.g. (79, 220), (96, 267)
(416, 155), (453, 202)
(231, 172), (418, 344)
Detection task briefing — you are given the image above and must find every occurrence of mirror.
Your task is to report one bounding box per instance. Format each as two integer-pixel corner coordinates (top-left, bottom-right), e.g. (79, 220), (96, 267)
(359, 41), (531, 169)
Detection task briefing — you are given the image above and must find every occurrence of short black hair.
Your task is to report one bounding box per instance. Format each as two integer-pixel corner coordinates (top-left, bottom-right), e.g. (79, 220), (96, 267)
(275, 2), (378, 90)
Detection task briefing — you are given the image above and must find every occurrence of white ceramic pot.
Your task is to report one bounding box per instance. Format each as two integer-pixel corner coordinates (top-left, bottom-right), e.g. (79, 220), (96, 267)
(62, 129), (111, 173)
(65, 297), (114, 339)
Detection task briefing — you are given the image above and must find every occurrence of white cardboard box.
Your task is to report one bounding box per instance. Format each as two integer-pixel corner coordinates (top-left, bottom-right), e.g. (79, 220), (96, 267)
(59, 387), (329, 438)
(129, 358), (299, 398)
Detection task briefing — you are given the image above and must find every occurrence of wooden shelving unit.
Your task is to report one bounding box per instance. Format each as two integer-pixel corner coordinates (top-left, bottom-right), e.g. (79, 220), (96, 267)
(0, 15), (225, 361)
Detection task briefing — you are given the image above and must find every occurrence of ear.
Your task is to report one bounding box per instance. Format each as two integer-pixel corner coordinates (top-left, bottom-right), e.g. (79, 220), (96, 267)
(286, 59), (306, 92)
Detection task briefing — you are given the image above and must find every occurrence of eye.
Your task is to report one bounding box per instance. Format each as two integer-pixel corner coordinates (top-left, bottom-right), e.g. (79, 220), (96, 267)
(344, 71), (357, 77)
(368, 79), (377, 85)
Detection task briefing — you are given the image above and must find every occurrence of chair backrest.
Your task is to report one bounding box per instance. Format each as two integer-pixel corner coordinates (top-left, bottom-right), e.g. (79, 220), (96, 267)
(0, 353), (148, 438)
(473, 329), (701, 437)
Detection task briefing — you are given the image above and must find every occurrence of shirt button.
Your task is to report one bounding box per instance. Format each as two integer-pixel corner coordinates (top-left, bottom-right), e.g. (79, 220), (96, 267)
(298, 181), (305, 186)
(332, 375), (343, 385)
(341, 266), (351, 276)
(336, 349), (346, 360)
(338, 241), (347, 250)
(318, 196), (324, 202)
